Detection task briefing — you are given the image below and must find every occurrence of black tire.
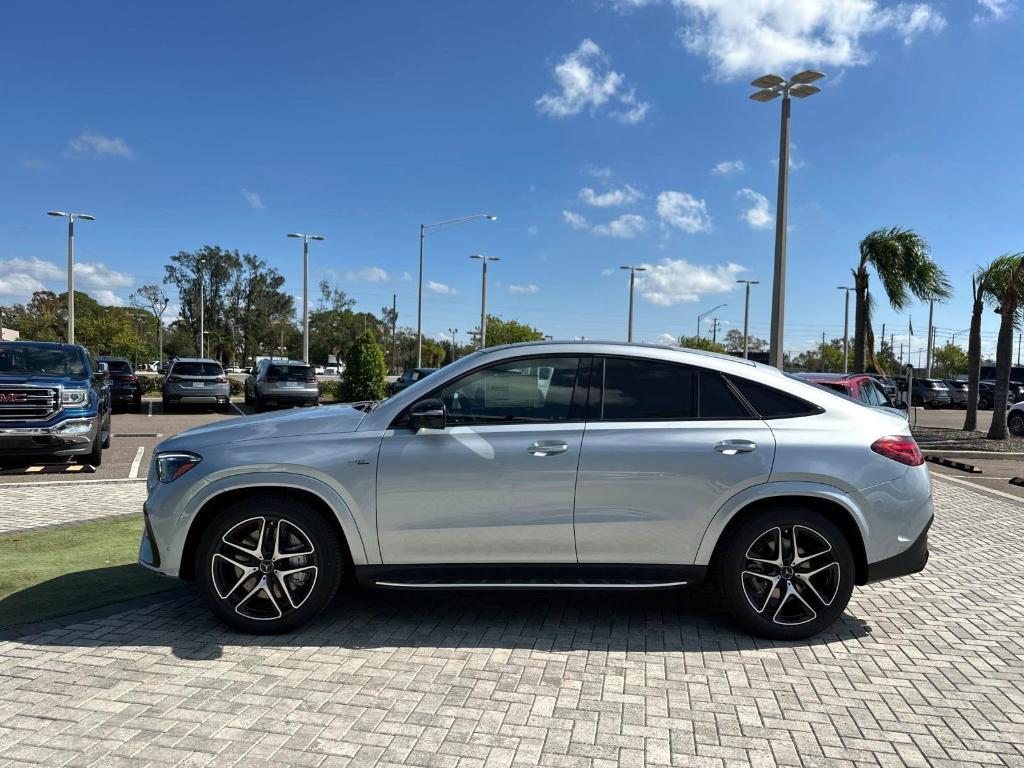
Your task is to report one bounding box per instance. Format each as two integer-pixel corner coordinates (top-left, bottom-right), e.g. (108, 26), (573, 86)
(1009, 413), (1024, 437)
(162, 396), (174, 413)
(131, 398), (142, 414)
(980, 397), (992, 410)
(254, 394), (265, 413)
(101, 426), (111, 449)
(219, 402), (232, 414)
(195, 496), (344, 634)
(83, 438), (103, 467)
(715, 506), (855, 640)
(912, 395), (924, 407)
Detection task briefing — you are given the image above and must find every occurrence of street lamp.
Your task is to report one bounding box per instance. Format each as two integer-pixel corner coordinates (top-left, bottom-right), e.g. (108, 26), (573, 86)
(837, 286), (855, 373)
(448, 327), (458, 362)
(418, 214), (496, 366)
(620, 265), (647, 343)
(696, 304), (727, 338)
(750, 69), (824, 369)
(287, 232), (325, 363)
(736, 280), (760, 359)
(470, 254), (500, 349)
(47, 210), (96, 344)
(198, 256), (206, 358)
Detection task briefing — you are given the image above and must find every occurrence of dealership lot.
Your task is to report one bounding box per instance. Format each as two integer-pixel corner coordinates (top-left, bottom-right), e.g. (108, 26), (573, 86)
(0, 477), (1021, 767)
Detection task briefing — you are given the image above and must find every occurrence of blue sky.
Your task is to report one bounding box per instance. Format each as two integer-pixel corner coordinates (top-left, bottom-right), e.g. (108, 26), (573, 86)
(1, 0), (1022, 359)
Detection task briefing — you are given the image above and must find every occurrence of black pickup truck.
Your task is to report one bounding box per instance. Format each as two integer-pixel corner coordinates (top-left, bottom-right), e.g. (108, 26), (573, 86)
(0, 341), (112, 466)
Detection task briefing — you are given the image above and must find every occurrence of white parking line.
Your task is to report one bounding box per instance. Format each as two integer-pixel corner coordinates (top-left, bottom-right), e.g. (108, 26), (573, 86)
(128, 446), (145, 479)
(231, 402), (246, 416)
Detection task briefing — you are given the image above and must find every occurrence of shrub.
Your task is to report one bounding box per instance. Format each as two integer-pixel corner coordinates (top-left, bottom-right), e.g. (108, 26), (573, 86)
(340, 331), (387, 401)
(318, 379), (343, 402)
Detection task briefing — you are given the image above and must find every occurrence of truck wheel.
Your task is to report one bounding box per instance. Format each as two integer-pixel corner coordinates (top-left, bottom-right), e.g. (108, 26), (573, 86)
(162, 397), (174, 413)
(83, 439), (103, 467)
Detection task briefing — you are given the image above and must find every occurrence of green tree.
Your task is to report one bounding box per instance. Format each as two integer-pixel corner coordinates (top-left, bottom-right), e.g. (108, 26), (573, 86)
(984, 252), (1024, 440)
(340, 330), (387, 402)
(722, 328), (767, 353)
(876, 338), (898, 376)
(964, 266), (996, 432)
(853, 228), (951, 373)
(791, 338), (844, 372)
(131, 284), (170, 364)
(678, 335), (726, 353)
(931, 342), (968, 379)
(477, 315), (544, 348)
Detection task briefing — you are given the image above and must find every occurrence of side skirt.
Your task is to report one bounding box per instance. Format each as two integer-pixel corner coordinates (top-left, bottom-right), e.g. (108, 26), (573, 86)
(356, 563), (707, 590)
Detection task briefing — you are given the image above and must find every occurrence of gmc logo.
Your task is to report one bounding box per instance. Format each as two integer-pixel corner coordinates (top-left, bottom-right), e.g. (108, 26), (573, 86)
(0, 393), (27, 404)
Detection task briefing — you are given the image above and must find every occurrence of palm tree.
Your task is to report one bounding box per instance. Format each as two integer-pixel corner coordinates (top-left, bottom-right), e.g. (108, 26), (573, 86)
(963, 266), (995, 432)
(853, 228), (951, 373)
(984, 252), (1024, 440)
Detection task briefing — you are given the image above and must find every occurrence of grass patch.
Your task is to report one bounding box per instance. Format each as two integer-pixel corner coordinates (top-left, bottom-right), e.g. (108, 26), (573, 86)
(0, 516), (179, 628)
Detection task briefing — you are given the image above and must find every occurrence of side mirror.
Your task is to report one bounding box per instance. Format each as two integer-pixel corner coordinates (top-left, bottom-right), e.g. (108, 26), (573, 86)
(94, 361), (109, 381)
(409, 398), (446, 431)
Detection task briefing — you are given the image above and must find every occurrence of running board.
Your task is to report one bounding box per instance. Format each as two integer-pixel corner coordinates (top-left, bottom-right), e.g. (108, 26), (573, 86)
(372, 578), (689, 590)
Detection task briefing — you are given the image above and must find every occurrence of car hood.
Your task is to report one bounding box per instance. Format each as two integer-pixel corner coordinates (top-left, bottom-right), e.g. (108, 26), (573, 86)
(156, 405), (367, 452)
(0, 373), (87, 387)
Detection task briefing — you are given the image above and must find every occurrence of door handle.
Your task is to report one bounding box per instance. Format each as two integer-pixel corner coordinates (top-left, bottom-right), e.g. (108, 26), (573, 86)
(527, 440), (568, 456)
(714, 439), (756, 455)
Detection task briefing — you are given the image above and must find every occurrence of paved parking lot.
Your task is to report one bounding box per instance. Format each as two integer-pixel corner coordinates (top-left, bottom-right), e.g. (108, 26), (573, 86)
(0, 476), (1021, 767)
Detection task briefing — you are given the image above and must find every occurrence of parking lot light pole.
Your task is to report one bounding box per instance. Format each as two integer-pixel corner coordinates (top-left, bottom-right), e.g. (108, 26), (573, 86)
(287, 233), (325, 363)
(837, 286), (855, 373)
(736, 280), (760, 358)
(750, 70), (824, 369)
(620, 266), (647, 342)
(198, 256), (206, 358)
(448, 327), (458, 362)
(47, 210), (95, 345)
(696, 303), (727, 338)
(470, 254), (499, 349)
(418, 214), (497, 366)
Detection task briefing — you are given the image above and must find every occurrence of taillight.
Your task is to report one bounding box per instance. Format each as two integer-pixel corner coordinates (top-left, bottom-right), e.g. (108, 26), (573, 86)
(216, 376), (228, 384)
(871, 435), (924, 467)
(127, 375), (138, 384)
(167, 375), (180, 383)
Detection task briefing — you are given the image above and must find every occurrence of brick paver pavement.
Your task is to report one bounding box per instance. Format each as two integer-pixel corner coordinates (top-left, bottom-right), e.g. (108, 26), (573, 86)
(0, 476), (1022, 767)
(0, 480), (146, 535)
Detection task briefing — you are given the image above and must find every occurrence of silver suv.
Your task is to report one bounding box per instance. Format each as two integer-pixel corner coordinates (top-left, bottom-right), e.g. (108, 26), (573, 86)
(162, 358), (230, 412)
(140, 341), (933, 640)
(244, 359), (319, 412)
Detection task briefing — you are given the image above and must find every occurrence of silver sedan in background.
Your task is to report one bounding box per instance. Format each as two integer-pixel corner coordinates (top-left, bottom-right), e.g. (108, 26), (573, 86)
(140, 341), (932, 640)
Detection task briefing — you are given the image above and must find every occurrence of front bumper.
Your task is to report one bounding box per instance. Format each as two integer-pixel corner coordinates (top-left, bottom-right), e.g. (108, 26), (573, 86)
(0, 416), (98, 458)
(865, 516), (931, 583)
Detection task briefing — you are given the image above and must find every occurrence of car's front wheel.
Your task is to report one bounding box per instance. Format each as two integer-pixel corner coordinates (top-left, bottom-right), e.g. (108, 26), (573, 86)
(195, 496), (345, 633)
(716, 507), (855, 640)
(1009, 412), (1024, 436)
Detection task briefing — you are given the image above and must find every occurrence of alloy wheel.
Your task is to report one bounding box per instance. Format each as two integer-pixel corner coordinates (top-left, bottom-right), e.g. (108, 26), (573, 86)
(740, 525), (841, 626)
(210, 516), (319, 621)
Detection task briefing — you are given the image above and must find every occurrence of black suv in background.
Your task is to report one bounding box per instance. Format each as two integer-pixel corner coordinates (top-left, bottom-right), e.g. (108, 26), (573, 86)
(97, 356), (142, 412)
(388, 367), (438, 395)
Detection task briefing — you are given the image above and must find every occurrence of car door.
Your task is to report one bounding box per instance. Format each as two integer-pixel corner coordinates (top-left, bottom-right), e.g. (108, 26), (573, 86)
(376, 355), (587, 564)
(573, 357), (775, 565)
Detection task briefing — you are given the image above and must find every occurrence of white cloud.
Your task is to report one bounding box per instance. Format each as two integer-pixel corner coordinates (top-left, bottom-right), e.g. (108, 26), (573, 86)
(770, 142), (806, 171)
(66, 133), (133, 158)
(656, 191), (712, 234)
(242, 189), (263, 209)
(975, 0), (1013, 21)
(579, 184), (643, 207)
(527, 224), (539, 236)
(74, 261), (134, 289)
(640, 0), (948, 80)
(427, 281), (458, 295)
(401, 271), (413, 282)
(508, 284), (540, 295)
(0, 273), (47, 299)
(587, 166), (614, 180)
(637, 259), (746, 306)
(737, 188), (774, 230)
(593, 214), (647, 239)
(536, 39), (650, 123)
(563, 210), (589, 230)
(0, 257), (64, 281)
(89, 289), (125, 307)
(346, 266), (390, 283)
(711, 159), (745, 175)
(655, 332), (680, 345)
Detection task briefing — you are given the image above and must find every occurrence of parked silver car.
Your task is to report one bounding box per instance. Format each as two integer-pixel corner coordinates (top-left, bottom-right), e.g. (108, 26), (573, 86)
(140, 341), (933, 640)
(161, 358), (230, 412)
(244, 359), (319, 412)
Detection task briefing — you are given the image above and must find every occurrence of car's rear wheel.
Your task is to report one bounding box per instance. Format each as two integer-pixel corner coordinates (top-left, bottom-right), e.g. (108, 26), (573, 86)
(1009, 412), (1024, 436)
(195, 497), (344, 633)
(716, 507), (855, 640)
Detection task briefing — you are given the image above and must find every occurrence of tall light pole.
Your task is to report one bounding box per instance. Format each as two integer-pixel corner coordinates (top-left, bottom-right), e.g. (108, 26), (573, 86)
(198, 256), (206, 358)
(925, 299), (935, 378)
(750, 70), (824, 369)
(470, 254), (499, 349)
(696, 303), (727, 338)
(837, 286), (854, 373)
(448, 327), (458, 362)
(620, 265), (647, 342)
(47, 211), (95, 344)
(736, 280), (759, 358)
(418, 214), (497, 366)
(287, 233), (325, 363)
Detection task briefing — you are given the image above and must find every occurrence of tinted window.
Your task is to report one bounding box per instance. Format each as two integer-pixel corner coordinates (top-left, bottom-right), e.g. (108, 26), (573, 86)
(601, 358), (695, 420)
(440, 357), (579, 424)
(699, 371), (751, 419)
(103, 360), (132, 373)
(0, 347), (87, 377)
(266, 364), (314, 382)
(729, 376), (821, 419)
(171, 362), (224, 377)
(861, 382), (885, 406)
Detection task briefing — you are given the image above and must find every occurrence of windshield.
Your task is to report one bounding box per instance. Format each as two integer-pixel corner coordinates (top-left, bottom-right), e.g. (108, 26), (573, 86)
(171, 362), (224, 377)
(0, 346), (86, 377)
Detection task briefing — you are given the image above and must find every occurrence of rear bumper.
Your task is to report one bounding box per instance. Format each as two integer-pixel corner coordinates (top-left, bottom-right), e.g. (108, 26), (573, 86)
(864, 516), (931, 584)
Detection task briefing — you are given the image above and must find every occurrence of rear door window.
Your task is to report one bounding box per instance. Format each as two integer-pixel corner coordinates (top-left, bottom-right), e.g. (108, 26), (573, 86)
(728, 376), (823, 419)
(600, 358), (695, 420)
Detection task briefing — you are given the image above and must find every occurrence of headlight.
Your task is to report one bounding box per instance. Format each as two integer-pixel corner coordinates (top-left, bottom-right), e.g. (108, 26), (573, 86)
(55, 418), (94, 434)
(156, 452), (202, 483)
(61, 388), (89, 406)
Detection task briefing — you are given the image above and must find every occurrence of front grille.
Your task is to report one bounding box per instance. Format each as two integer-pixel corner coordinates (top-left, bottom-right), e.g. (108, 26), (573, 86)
(0, 386), (60, 420)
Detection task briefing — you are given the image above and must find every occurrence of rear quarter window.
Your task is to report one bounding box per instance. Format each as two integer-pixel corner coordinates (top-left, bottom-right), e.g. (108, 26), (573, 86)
(728, 376), (823, 419)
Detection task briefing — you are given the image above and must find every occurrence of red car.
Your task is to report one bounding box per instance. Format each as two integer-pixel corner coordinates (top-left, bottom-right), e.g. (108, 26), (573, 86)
(793, 373), (901, 411)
